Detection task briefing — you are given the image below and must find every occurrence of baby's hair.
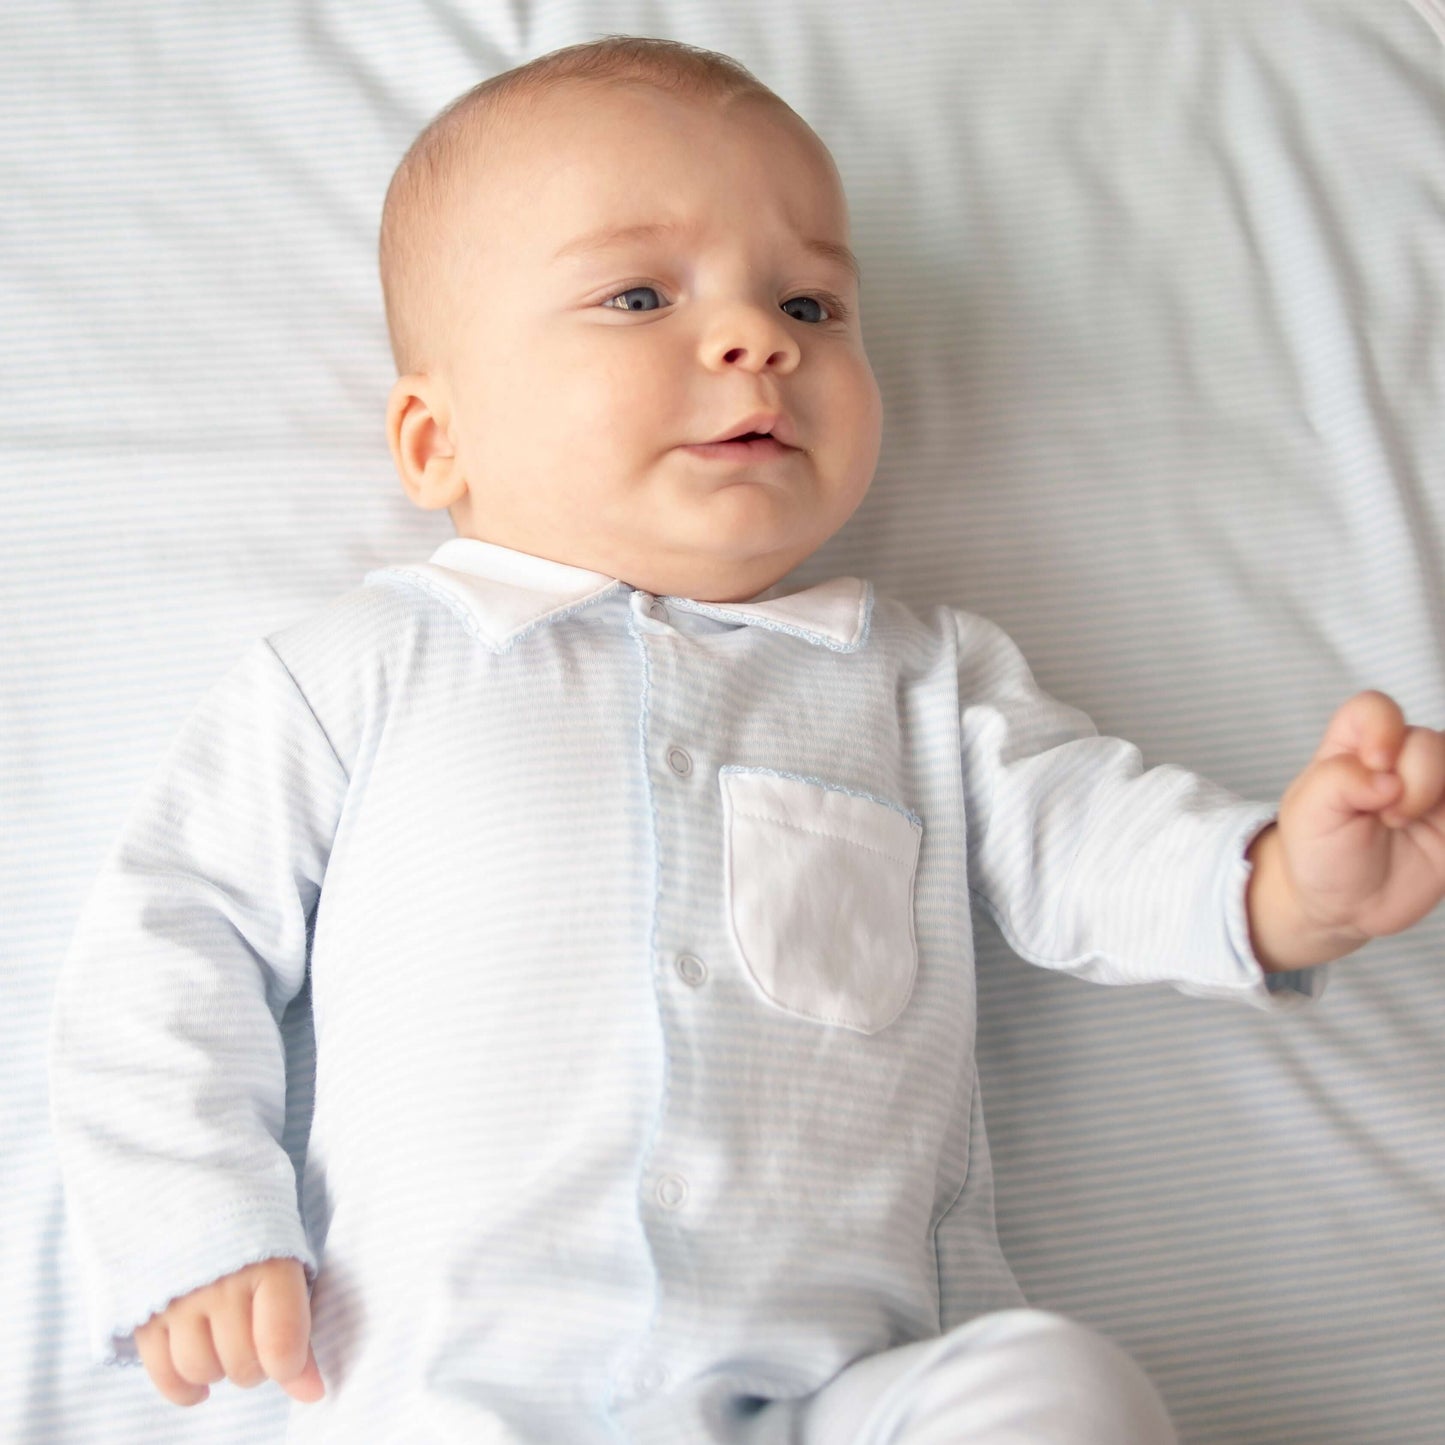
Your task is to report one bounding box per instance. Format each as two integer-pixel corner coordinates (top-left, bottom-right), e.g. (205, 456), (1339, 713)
(378, 35), (792, 376)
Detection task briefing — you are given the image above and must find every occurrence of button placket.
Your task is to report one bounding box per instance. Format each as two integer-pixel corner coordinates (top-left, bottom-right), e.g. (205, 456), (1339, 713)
(633, 622), (705, 1388)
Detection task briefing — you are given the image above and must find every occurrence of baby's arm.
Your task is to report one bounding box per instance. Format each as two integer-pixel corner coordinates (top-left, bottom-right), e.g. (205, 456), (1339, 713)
(49, 638), (348, 1368)
(1245, 691), (1445, 970)
(134, 1258), (323, 1407)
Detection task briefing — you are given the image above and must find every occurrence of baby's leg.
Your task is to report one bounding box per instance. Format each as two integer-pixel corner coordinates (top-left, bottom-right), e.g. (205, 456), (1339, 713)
(796, 1309), (1177, 1445)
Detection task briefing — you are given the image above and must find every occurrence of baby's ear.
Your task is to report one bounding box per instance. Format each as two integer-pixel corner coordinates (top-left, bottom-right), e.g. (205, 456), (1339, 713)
(385, 374), (467, 512)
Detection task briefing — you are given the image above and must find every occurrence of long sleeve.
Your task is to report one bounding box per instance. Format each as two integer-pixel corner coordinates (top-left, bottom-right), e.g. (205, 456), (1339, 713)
(48, 638), (349, 1365)
(954, 609), (1319, 1009)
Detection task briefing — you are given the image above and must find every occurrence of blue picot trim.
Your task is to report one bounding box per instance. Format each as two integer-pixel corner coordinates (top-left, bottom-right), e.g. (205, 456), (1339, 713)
(719, 763), (921, 828)
(364, 567), (623, 653)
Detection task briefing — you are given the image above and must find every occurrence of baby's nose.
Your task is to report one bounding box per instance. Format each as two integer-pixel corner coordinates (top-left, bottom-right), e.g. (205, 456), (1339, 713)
(702, 307), (800, 374)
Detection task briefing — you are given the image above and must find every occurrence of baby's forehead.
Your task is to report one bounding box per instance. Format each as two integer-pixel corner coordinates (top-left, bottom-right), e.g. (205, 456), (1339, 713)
(486, 79), (826, 181)
(471, 85), (841, 227)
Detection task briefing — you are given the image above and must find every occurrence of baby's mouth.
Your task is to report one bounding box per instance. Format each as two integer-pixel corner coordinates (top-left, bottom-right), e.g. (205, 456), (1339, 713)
(681, 433), (794, 461)
(681, 410), (799, 460)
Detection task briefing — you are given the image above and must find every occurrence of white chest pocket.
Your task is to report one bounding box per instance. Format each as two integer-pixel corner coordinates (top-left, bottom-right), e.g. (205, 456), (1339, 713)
(720, 768), (923, 1035)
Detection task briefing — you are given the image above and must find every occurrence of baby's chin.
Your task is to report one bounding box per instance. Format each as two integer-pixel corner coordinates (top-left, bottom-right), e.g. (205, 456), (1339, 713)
(646, 516), (829, 592)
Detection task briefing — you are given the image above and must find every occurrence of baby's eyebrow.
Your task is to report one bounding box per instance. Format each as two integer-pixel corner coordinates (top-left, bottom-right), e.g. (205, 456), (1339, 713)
(551, 220), (861, 282)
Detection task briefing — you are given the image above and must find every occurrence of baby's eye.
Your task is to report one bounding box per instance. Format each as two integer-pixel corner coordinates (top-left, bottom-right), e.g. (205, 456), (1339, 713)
(603, 286), (664, 312)
(780, 295), (830, 324)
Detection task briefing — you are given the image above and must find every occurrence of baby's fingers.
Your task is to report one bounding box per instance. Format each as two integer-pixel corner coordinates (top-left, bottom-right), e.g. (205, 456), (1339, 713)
(134, 1317), (211, 1407)
(1314, 690), (1406, 767)
(208, 1291), (267, 1389)
(1383, 727), (1445, 827)
(1287, 752), (1401, 834)
(253, 1262), (325, 1402)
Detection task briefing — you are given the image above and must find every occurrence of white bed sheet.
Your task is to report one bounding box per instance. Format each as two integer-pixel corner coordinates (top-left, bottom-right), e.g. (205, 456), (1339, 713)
(4, 2), (1444, 1440)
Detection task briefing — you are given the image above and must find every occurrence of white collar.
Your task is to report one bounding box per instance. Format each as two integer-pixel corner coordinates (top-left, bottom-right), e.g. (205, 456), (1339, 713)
(366, 537), (873, 654)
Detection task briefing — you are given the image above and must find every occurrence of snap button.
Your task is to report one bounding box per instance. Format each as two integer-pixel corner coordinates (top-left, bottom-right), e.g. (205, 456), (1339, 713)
(656, 1174), (688, 1209)
(647, 599), (669, 622)
(666, 746), (693, 777)
(635, 1364), (670, 1393)
(676, 953), (707, 987)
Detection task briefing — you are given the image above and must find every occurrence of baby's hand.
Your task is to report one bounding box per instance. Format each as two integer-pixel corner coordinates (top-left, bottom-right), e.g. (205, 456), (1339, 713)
(1249, 691), (1445, 969)
(133, 1257), (324, 1408)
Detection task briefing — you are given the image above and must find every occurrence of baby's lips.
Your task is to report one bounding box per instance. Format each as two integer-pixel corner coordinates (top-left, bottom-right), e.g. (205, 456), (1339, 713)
(697, 410), (799, 447)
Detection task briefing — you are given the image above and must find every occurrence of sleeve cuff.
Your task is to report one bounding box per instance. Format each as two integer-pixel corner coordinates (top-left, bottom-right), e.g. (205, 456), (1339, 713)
(1173, 810), (1328, 1012)
(89, 1207), (316, 1367)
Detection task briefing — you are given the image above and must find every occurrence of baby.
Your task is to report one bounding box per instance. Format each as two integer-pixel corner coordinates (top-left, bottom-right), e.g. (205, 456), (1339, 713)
(50, 35), (1445, 1445)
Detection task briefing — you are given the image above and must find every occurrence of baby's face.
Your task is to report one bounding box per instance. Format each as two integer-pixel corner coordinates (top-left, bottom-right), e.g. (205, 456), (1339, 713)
(399, 83), (882, 602)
